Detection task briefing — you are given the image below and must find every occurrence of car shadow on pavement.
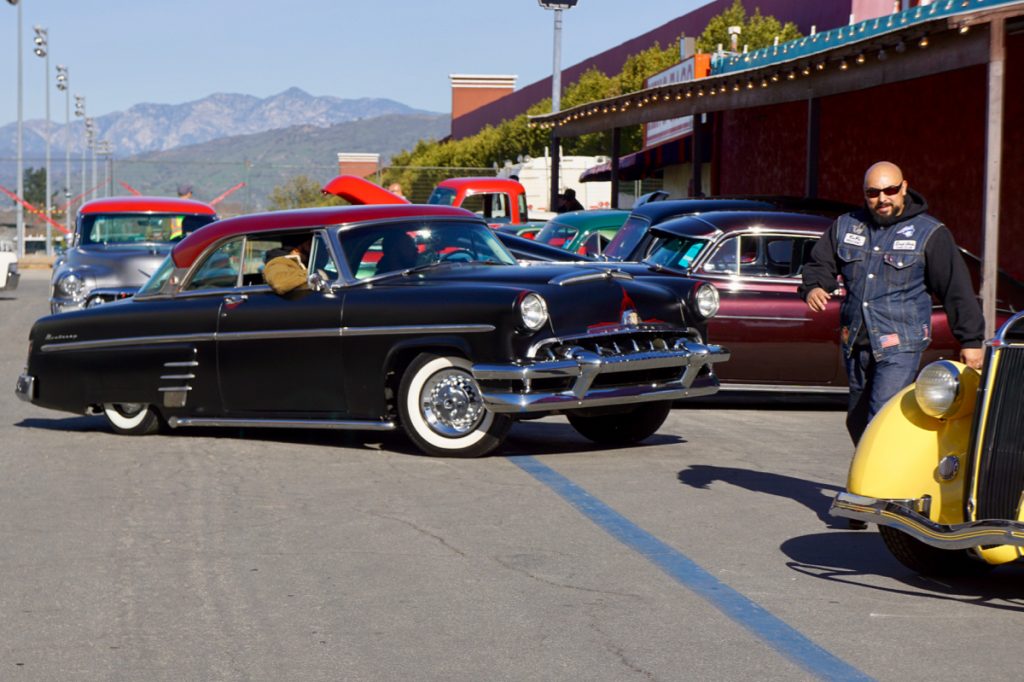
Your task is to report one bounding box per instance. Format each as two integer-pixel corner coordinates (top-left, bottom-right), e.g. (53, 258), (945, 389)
(677, 464), (844, 527)
(15, 415), (420, 454)
(781, 531), (1024, 609)
(17, 415), (109, 432)
(676, 392), (847, 411)
(504, 419), (684, 456)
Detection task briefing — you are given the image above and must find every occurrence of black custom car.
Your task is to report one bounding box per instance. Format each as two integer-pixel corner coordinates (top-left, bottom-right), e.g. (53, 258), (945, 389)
(18, 203), (728, 457)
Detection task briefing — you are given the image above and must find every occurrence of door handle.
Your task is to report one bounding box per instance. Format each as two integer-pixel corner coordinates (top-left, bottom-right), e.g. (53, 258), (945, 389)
(223, 294), (248, 310)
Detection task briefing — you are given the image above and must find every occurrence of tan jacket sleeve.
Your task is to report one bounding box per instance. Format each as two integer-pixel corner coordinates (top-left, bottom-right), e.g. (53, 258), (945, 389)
(263, 256), (309, 295)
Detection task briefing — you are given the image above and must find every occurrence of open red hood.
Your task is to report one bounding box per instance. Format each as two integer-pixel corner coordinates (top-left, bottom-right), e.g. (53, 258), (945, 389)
(321, 175), (410, 205)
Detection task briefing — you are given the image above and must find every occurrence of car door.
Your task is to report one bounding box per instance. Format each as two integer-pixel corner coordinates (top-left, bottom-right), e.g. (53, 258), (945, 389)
(210, 231), (348, 415)
(697, 232), (842, 387)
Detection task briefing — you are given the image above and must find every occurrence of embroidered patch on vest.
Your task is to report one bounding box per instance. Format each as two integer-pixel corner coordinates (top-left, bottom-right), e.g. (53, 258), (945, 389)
(893, 240), (916, 250)
(841, 326), (850, 345)
(879, 333), (901, 348)
(843, 233), (866, 246)
(897, 224), (916, 237)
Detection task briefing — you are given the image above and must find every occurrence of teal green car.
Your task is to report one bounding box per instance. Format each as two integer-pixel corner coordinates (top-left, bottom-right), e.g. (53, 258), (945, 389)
(533, 209), (629, 257)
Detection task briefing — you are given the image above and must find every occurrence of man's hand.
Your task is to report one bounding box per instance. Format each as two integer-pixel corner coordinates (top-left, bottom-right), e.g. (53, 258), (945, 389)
(806, 287), (831, 313)
(960, 347), (984, 370)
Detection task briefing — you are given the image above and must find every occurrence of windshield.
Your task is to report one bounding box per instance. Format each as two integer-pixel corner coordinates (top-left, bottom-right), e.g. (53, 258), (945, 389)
(535, 220), (578, 249)
(136, 256), (176, 296)
(426, 187), (457, 206)
(645, 235), (710, 271)
(603, 215), (651, 260)
(339, 220), (517, 280)
(79, 213), (216, 246)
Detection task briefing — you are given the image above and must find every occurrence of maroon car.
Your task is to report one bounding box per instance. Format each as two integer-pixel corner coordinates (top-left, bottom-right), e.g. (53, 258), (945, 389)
(640, 210), (1018, 392)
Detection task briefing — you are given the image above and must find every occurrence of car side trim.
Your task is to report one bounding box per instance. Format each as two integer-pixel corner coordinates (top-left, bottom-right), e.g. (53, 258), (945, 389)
(40, 324), (496, 352)
(167, 416), (396, 431)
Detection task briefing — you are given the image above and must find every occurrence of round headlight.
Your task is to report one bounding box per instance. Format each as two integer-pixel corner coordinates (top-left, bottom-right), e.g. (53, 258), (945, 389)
(57, 272), (84, 298)
(692, 282), (720, 319)
(915, 360), (962, 418)
(519, 293), (549, 331)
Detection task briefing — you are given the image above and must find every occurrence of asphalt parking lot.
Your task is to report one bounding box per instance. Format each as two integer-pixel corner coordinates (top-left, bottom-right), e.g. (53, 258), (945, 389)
(3, 269), (1023, 682)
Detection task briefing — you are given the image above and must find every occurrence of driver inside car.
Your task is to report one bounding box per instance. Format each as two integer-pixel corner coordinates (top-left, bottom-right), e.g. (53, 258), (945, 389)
(263, 234), (312, 295)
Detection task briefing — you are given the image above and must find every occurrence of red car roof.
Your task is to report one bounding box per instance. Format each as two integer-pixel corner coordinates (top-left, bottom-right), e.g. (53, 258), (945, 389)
(80, 196), (217, 216)
(171, 204), (478, 268)
(436, 177), (525, 193)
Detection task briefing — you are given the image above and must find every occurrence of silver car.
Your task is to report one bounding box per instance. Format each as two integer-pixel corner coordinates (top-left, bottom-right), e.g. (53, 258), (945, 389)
(50, 196), (217, 313)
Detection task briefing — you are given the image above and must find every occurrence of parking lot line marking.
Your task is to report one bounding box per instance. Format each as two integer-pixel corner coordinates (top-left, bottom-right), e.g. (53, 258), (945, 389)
(509, 455), (873, 682)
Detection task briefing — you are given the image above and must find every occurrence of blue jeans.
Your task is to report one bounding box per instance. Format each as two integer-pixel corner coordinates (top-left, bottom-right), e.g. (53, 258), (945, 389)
(845, 347), (922, 445)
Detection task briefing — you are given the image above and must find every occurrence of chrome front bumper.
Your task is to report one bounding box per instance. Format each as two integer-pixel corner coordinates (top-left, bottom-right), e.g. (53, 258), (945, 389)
(472, 341), (729, 413)
(830, 491), (1024, 550)
(15, 373), (34, 402)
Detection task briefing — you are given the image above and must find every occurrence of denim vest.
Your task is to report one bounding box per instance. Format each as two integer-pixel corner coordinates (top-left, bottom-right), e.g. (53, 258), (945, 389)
(835, 212), (940, 359)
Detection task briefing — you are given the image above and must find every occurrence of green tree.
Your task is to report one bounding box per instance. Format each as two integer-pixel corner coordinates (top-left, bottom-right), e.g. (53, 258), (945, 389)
(268, 175), (344, 210)
(696, 0), (801, 53)
(24, 167), (47, 207)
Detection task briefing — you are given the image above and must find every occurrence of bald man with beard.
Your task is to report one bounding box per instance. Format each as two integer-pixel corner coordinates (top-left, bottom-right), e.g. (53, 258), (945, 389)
(799, 161), (984, 445)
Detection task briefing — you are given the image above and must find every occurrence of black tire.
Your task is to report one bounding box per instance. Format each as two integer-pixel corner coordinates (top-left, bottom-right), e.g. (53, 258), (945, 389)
(878, 526), (993, 577)
(398, 354), (511, 458)
(566, 400), (672, 446)
(102, 403), (162, 436)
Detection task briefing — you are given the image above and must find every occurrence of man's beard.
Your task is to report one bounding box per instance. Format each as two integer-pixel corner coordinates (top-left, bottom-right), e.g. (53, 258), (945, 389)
(868, 204), (903, 226)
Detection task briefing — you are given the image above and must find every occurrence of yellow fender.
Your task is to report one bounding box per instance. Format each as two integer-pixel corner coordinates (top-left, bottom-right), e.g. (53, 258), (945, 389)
(846, 363), (1019, 565)
(847, 363), (978, 527)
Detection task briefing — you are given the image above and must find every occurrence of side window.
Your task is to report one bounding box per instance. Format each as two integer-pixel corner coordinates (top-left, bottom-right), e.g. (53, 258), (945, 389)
(186, 237), (245, 290)
(308, 232), (337, 279)
(703, 236), (753, 275)
(242, 238), (281, 286)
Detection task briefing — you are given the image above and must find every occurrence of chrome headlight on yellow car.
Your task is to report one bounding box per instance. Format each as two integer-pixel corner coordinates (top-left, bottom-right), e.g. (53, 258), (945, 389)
(915, 360), (962, 418)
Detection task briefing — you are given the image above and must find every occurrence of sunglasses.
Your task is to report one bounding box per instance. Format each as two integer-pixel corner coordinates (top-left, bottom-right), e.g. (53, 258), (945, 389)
(864, 184), (902, 199)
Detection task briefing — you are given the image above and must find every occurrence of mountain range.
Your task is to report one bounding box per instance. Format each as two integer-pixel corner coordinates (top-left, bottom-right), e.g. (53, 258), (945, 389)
(0, 87), (441, 158)
(0, 88), (449, 211)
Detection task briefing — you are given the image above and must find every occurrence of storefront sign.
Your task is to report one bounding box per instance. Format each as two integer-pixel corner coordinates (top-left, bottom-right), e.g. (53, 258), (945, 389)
(643, 54), (710, 148)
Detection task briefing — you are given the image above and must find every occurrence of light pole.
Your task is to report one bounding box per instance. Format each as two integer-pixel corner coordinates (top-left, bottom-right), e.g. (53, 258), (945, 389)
(95, 140), (112, 197)
(34, 25), (52, 255)
(8, 0), (25, 260)
(87, 118), (97, 197)
(537, 0), (579, 212)
(56, 65), (70, 238)
(74, 95), (86, 202)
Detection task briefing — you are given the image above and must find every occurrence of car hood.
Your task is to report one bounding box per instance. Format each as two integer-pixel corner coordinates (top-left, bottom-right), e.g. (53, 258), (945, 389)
(375, 262), (694, 334)
(61, 245), (169, 287)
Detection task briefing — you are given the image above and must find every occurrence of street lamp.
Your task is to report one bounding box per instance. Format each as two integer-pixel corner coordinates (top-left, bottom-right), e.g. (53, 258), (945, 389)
(86, 117), (96, 197)
(94, 140), (112, 197)
(74, 95), (86, 201)
(537, 0), (580, 211)
(7, 0), (25, 260)
(56, 65), (70, 238)
(33, 25), (52, 256)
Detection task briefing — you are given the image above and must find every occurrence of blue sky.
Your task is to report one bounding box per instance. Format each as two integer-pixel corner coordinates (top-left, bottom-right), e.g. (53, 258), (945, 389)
(1, 0), (709, 124)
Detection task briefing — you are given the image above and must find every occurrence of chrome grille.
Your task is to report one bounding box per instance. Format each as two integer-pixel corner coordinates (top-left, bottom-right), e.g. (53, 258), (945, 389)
(975, 347), (1024, 519)
(533, 329), (696, 361)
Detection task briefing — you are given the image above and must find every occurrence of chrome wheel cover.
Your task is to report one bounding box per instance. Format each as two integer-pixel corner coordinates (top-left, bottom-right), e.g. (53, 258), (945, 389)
(420, 369), (486, 437)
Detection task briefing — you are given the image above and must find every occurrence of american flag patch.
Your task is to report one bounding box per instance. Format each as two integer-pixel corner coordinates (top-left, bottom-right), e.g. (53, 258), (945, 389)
(879, 333), (901, 348)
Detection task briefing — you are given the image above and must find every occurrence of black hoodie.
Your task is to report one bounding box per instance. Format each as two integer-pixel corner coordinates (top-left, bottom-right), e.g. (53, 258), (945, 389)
(799, 189), (985, 349)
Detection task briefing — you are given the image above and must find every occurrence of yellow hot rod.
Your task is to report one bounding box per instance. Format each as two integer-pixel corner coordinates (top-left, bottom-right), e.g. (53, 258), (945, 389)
(830, 311), (1024, 575)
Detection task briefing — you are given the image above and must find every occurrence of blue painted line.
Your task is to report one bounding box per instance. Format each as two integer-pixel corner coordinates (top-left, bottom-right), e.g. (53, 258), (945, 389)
(509, 455), (873, 682)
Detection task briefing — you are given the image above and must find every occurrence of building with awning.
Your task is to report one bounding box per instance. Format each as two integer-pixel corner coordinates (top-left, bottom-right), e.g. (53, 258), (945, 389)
(528, 0), (1023, 334)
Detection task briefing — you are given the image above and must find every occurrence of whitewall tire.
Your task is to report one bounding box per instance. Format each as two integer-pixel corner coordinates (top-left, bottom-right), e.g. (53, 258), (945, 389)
(398, 354), (510, 458)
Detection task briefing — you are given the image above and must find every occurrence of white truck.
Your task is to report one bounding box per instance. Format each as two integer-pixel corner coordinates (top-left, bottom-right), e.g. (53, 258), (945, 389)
(0, 239), (19, 291)
(497, 154), (612, 216)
